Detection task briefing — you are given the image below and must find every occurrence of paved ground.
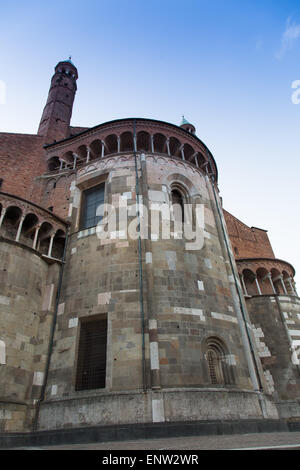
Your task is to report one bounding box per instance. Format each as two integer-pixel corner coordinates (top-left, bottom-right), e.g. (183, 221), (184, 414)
(13, 431), (300, 450)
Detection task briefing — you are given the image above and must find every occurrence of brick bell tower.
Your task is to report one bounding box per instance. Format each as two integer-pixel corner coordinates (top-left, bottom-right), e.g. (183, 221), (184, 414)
(38, 58), (78, 143)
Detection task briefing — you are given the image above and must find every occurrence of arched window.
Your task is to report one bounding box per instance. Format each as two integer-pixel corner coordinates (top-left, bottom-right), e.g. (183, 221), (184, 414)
(171, 188), (184, 223)
(207, 348), (222, 384)
(205, 337), (232, 385)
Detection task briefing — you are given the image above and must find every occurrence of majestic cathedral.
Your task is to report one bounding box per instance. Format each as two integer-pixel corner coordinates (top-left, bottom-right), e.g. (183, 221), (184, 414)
(0, 59), (300, 442)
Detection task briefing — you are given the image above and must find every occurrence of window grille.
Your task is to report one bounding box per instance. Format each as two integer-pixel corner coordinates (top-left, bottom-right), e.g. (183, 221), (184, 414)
(75, 317), (107, 391)
(207, 349), (218, 384)
(205, 337), (228, 385)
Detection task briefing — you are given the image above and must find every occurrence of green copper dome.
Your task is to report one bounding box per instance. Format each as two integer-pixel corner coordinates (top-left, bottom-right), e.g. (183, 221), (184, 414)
(64, 57), (76, 67)
(180, 115), (191, 126)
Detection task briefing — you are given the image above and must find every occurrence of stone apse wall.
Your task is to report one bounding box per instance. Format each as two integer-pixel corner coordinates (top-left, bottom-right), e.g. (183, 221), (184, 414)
(37, 149), (277, 430)
(2, 58), (298, 433)
(246, 295), (300, 418)
(1, 113), (298, 432)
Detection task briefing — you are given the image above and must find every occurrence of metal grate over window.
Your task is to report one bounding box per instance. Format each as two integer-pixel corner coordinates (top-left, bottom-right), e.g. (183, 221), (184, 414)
(75, 317), (107, 391)
(207, 349), (218, 385)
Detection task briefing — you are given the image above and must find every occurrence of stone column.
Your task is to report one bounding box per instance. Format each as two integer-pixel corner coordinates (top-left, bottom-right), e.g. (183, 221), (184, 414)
(254, 276), (262, 295)
(266, 273), (276, 294)
(117, 136), (121, 153)
(32, 224), (41, 250)
(286, 277), (296, 295)
(201, 162), (209, 173)
(240, 273), (248, 296)
(150, 135), (154, 153)
(180, 145), (185, 160)
(101, 140), (105, 158)
(47, 232), (55, 257)
(0, 207), (7, 228)
(15, 215), (25, 242)
(72, 153), (78, 169)
(166, 138), (170, 156)
(191, 152), (198, 166)
(293, 281), (298, 297)
(86, 147), (91, 163)
(279, 275), (288, 294)
(59, 159), (64, 170)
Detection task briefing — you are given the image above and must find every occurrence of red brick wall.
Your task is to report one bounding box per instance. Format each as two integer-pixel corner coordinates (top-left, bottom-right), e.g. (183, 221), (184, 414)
(0, 132), (73, 220)
(36, 172), (75, 219)
(0, 132), (46, 204)
(223, 209), (275, 259)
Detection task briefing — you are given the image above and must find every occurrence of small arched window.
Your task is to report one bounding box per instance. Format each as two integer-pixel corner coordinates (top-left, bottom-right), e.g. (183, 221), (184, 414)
(171, 188), (184, 223)
(205, 337), (231, 385)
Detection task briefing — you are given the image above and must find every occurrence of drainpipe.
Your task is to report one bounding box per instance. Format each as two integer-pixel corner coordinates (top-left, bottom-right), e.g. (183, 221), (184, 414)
(133, 119), (146, 391)
(33, 227), (69, 431)
(205, 172), (269, 417)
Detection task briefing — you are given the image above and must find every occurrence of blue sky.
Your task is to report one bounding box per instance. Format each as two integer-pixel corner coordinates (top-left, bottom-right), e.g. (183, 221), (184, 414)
(1, 0), (300, 285)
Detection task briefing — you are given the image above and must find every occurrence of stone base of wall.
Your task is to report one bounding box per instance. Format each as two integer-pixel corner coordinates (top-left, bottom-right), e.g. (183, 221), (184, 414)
(1, 418), (293, 449)
(276, 400), (300, 419)
(0, 403), (28, 432)
(37, 388), (278, 431)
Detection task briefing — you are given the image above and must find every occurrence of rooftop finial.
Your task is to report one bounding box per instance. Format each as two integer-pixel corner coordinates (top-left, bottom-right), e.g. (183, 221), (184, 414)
(180, 115), (196, 134)
(180, 115), (190, 126)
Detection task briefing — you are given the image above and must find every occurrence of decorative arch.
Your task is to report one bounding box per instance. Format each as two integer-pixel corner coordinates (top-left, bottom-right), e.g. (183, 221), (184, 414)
(89, 140), (102, 159)
(169, 137), (181, 157)
(242, 268), (257, 296)
(137, 131), (150, 151)
(105, 134), (118, 154)
(271, 268), (284, 294)
(47, 156), (60, 172)
(52, 229), (66, 259)
(37, 221), (54, 255)
(20, 213), (39, 246)
(1, 205), (23, 239)
(256, 267), (273, 295)
(76, 145), (88, 163)
(182, 143), (194, 161)
(167, 173), (195, 198)
(120, 131), (134, 152)
(62, 150), (74, 165)
(153, 133), (167, 153)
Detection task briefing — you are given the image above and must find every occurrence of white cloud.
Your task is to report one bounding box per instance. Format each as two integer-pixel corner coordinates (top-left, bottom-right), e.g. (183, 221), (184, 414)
(275, 16), (300, 59)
